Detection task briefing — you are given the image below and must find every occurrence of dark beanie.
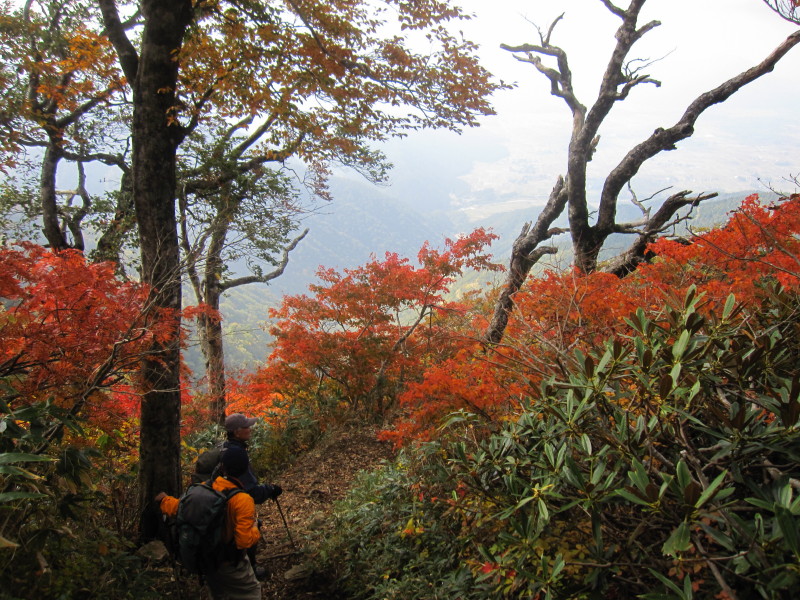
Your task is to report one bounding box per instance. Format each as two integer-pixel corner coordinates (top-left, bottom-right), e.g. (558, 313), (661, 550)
(220, 445), (249, 477)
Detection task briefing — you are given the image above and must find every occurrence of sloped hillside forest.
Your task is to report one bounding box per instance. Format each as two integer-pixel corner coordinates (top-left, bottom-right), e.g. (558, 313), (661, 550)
(2, 0), (800, 599)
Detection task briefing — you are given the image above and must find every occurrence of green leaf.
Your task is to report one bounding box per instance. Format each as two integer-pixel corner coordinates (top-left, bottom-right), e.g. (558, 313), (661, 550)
(776, 506), (800, 556)
(616, 488), (652, 507)
(722, 294), (736, 320)
(515, 496), (535, 510)
(537, 498), (550, 523)
(676, 460), (692, 490)
(0, 465), (41, 479)
(0, 491), (47, 503)
(544, 444), (555, 468)
(580, 434), (592, 455)
(670, 363), (682, 385)
(672, 330), (690, 360)
(0, 453), (54, 465)
(683, 573), (693, 600)
(647, 569), (685, 597)
(629, 459), (650, 492)
(745, 497), (775, 511)
(695, 470), (728, 509)
(597, 349), (611, 373)
(662, 521), (691, 557)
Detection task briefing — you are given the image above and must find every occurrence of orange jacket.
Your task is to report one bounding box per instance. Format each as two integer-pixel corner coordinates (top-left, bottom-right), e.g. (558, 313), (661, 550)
(159, 477), (260, 550)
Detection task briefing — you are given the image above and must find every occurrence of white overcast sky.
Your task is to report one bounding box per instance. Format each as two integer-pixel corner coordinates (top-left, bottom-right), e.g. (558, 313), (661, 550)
(379, 0), (800, 220)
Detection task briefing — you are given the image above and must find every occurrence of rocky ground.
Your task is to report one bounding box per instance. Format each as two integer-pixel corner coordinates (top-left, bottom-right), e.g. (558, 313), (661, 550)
(254, 424), (395, 599)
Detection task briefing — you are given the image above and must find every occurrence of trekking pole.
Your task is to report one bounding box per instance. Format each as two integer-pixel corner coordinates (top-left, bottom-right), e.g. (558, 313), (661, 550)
(273, 497), (297, 551)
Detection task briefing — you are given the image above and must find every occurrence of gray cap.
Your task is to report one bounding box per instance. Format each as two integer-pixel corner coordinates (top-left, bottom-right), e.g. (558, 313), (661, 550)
(224, 413), (257, 432)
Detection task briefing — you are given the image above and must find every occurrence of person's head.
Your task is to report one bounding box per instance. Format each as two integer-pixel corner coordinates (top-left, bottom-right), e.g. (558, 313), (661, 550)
(220, 445), (249, 478)
(224, 412), (257, 442)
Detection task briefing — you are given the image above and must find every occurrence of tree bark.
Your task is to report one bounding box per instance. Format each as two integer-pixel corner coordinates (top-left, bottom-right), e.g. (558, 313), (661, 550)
(93, 168), (135, 267)
(133, 0), (192, 521)
(484, 177), (567, 345)
(40, 143), (68, 250)
(100, 0), (193, 530)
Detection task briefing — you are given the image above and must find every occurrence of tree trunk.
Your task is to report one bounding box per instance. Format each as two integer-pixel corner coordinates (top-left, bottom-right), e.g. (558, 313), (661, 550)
(483, 177), (567, 345)
(94, 170), (135, 267)
(100, 0), (193, 528)
(40, 143), (68, 250)
(203, 217), (228, 426)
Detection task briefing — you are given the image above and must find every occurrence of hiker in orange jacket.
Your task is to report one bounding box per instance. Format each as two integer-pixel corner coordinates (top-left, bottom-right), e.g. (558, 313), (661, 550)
(155, 445), (261, 600)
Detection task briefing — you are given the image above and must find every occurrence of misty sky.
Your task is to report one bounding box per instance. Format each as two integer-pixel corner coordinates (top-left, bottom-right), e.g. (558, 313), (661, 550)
(376, 0), (800, 221)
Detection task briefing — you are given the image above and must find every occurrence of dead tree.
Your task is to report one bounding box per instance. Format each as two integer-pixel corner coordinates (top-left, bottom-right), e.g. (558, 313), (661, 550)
(483, 0), (800, 345)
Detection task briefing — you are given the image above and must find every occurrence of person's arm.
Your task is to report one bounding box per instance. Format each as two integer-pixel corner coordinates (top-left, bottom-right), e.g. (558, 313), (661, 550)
(228, 493), (261, 549)
(154, 492), (179, 517)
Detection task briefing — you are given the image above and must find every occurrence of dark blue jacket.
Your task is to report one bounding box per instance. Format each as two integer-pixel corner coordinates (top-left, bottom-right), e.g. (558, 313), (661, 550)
(192, 439), (279, 504)
(221, 439), (280, 504)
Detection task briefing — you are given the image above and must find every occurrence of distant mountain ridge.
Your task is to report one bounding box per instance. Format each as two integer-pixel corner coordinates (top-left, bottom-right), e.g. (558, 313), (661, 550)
(198, 181), (774, 375)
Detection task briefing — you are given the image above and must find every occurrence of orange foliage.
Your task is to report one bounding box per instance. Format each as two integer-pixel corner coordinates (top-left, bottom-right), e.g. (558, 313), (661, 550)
(638, 193), (800, 304)
(225, 377), (289, 429)
(380, 345), (527, 447)
(383, 193), (800, 445)
(0, 243), (175, 434)
(228, 194), (800, 448)
(248, 230), (500, 419)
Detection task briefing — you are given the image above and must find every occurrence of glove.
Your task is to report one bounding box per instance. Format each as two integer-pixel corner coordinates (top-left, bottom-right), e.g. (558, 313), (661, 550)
(269, 484), (283, 499)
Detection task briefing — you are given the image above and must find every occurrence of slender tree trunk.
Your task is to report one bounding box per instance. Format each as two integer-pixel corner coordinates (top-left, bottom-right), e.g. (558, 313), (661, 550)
(483, 177), (567, 345)
(201, 293), (227, 426)
(40, 143), (68, 250)
(203, 219), (228, 425)
(94, 170), (135, 266)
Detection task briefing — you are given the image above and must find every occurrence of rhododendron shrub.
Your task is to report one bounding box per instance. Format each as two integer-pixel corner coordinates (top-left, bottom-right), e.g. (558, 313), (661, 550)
(0, 243), (174, 437)
(250, 230), (501, 420)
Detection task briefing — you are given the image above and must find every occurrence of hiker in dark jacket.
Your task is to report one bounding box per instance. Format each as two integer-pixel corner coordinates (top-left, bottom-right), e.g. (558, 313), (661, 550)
(194, 413), (283, 503)
(223, 413), (283, 504)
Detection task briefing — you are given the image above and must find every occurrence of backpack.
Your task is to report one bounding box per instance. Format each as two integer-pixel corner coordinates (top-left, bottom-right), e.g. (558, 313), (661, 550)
(172, 481), (243, 574)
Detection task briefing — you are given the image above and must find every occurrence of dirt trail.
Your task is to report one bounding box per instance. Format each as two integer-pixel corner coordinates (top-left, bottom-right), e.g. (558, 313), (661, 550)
(254, 425), (395, 599)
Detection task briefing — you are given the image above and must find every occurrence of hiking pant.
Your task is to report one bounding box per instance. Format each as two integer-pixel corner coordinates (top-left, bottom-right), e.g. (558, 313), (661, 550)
(205, 559), (261, 600)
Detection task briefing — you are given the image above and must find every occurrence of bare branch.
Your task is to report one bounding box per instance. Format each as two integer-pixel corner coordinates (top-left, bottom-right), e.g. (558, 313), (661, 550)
(98, 0), (139, 84)
(602, 191), (718, 276)
(484, 177), (567, 344)
(598, 0), (626, 19)
(221, 228), (310, 290)
(501, 14), (583, 115)
(600, 29), (800, 229)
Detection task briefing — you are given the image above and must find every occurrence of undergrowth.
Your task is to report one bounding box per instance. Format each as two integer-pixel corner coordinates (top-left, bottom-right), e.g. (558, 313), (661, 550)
(318, 287), (800, 600)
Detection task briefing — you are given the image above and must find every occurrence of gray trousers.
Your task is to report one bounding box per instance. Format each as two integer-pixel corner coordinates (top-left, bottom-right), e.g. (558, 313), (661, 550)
(205, 559), (261, 600)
